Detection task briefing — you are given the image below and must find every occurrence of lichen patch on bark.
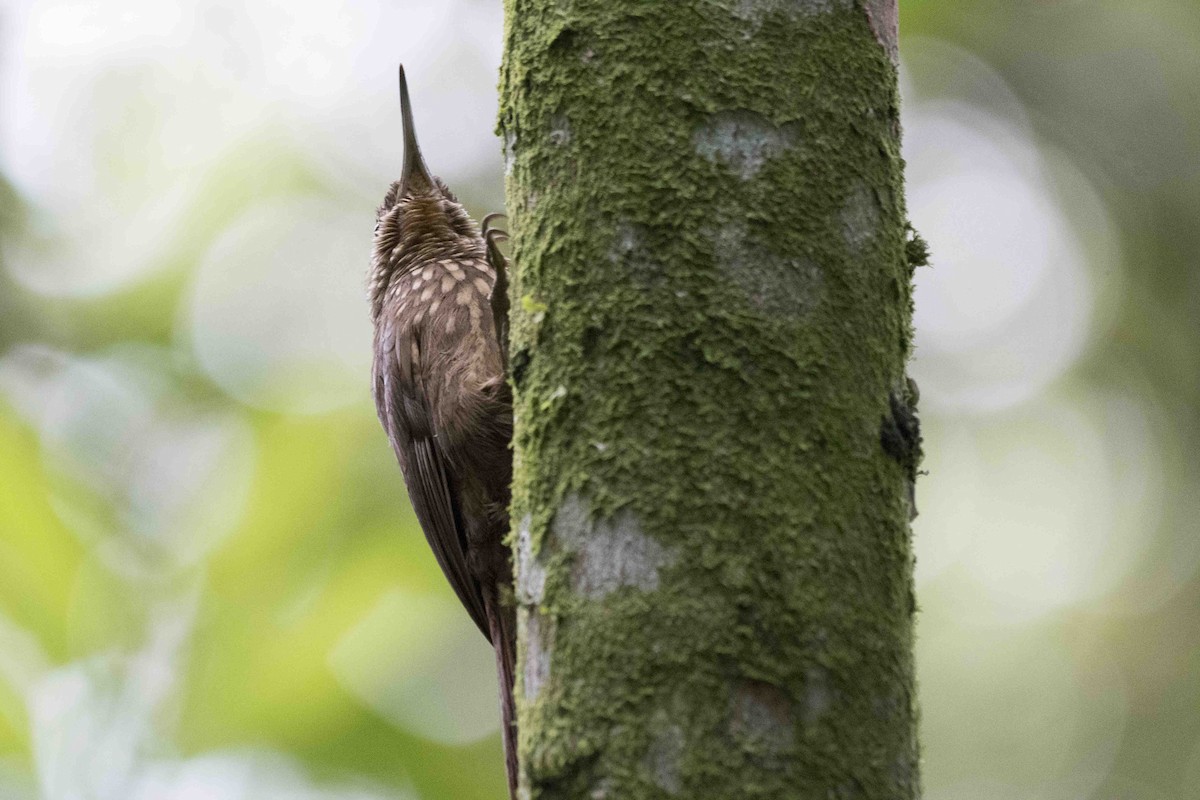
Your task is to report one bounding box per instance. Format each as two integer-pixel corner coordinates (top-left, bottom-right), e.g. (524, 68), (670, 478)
(551, 493), (677, 600)
(730, 679), (796, 754)
(840, 181), (882, 256)
(521, 608), (553, 701)
(607, 221), (648, 278)
(711, 221), (825, 317)
(549, 114), (571, 147)
(800, 666), (832, 729)
(586, 777), (616, 800)
(516, 513), (547, 604)
(645, 716), (685, 794)
(693, 110), (798, 181)
(504, 130), (518, 176)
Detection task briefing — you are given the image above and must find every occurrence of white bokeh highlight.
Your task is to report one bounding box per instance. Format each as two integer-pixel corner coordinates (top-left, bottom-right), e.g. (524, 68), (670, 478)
(329, 588), (501, 745)
(19, 597), (409, 800)
(903, 40), (1116, 414)
(0, 0), (505, 297)
(904, 40), (1167, 623)
(1, 6), (259, 296)
(906, 111), (1098, 413)
(918, 623), (1127, 800)
(187, 196), (375, 415)
(916, 388), (1168, 622)
(0, 344), (256, 578)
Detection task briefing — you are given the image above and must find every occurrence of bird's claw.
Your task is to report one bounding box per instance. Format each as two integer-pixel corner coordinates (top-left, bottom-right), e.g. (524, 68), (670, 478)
(484, 222), (511, 372)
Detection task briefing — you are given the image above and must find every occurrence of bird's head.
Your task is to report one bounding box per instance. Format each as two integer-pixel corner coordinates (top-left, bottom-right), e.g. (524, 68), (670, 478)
(369, 65), (482, 320)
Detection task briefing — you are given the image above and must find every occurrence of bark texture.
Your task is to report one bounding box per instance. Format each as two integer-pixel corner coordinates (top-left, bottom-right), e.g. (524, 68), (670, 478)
(498, 1), (920, 798)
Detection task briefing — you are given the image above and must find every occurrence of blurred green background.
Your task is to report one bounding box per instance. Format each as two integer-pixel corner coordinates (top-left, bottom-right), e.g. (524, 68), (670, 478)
(0, 1), (1196, 798)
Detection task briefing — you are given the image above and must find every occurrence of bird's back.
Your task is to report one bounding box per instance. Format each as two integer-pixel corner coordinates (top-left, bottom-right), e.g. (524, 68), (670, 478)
(372, 249), (512, 632)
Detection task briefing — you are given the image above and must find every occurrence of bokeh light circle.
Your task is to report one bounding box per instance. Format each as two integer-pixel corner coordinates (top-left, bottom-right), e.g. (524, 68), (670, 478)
(0, 344), (256, 578)
(902, 39), (1116, 414)
(187, 196), (375, 415)
(918, 623), (1126, 799)
(915, 388), (1167, 622)
(329, 588), (501, 745)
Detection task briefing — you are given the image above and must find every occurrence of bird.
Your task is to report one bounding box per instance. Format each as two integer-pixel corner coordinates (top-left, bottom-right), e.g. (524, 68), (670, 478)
(368, 65), (516, 799)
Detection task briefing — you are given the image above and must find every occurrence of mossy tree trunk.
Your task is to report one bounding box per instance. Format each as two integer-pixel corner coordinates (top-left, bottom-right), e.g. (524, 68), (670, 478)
(498, 1), (920, 798)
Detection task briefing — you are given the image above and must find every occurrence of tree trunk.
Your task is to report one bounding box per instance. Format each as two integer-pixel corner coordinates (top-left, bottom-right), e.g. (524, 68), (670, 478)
(498, 2), (920, 798)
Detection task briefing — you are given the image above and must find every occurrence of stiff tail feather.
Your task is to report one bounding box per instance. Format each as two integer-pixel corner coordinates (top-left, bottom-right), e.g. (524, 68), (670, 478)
(486, 591), (518, 800)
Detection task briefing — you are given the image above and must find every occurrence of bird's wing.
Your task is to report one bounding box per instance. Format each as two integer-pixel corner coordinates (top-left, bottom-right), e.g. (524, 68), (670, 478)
(407, 435), (491, 640)
(375, 324), (491, 641)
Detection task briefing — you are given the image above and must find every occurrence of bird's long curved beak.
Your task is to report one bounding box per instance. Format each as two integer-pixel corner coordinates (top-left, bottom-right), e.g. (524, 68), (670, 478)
(399, 64), (434, 193)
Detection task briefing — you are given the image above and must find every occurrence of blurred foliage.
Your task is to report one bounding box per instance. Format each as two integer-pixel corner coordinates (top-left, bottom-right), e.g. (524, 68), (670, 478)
(0, 1), (1197, 799)
(902, 4), (1200, 799)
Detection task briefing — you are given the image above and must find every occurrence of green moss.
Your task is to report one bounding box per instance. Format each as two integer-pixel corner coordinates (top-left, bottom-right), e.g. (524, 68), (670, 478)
(500, 1), (918, 798)
(905, 224), (932, 270)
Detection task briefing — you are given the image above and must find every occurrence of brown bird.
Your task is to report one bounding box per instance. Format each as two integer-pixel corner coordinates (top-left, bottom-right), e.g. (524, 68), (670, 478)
(369, 65), (516, 798)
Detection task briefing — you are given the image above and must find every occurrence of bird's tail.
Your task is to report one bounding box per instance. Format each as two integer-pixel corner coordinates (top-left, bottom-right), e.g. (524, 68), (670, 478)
(486, 591), (518, 800)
